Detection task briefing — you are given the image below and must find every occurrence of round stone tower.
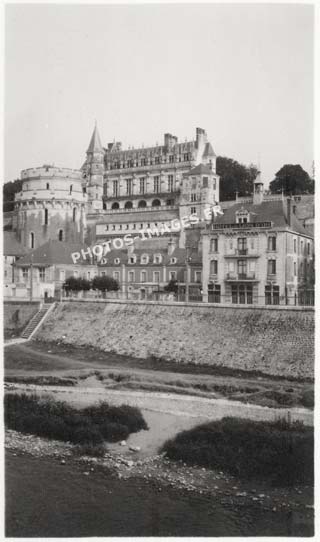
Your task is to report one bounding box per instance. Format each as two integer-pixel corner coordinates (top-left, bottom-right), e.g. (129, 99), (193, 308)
(15, 165), (88, 249)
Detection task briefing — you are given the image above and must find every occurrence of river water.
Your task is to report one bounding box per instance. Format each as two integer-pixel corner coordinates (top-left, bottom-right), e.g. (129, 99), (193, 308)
(6, 453), (313, 537)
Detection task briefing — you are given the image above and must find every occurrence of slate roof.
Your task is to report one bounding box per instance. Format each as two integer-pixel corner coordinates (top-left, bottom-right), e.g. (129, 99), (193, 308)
(15, 240), (89, 266)
(184, 164), (213, 177)
(98, 246), (201, 267)
(212, 200), (312, 237)
(202, 142), (216, 158)
(87, 124), (103, 154)
(3, 232), (27, 256)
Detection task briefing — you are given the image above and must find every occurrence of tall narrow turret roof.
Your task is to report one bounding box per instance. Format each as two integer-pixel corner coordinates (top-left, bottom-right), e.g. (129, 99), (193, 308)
(87, 122), (103, 154)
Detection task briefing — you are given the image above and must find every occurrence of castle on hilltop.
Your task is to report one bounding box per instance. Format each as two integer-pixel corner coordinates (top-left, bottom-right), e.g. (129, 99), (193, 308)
(12, 125), (219, 251)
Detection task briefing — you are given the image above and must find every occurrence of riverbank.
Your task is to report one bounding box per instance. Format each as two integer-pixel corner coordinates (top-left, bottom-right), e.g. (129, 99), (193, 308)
(5, 431), (314, 537)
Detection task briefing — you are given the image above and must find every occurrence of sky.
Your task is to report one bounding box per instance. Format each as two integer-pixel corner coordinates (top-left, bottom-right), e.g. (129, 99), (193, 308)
(5, 3), (314, 187)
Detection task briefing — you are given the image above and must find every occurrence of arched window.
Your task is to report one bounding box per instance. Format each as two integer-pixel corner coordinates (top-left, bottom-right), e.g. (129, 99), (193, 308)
(58, 229), (64, 241)
(125, 201), (133, 209)
(152, 199), (161, 207)
(73, 207), (76, 222)
(44, 208), (48, 225)
(103, 202), (107, 210)
(111, 202), (120, 210)
(30, 232), (34, 249)
(138, 200), (147, 208)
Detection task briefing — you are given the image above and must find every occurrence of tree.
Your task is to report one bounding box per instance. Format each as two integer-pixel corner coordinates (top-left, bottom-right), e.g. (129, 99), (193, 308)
(91, 275), (119, 293)
(63, 276), (90, 292)
(216, 157), (259, 201)
(164, 279), (178, 295)
(3, 179), (22, 212)
(269, 165), (314, 195)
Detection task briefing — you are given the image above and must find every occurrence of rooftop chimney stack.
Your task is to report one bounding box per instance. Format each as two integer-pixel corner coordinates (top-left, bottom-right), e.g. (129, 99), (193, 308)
(253, 172), (264, 205)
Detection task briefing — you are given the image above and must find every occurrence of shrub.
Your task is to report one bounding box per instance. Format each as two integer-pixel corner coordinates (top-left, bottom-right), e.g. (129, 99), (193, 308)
(162, 416), (313, 487)
(4, 394), (148, 446)
(300, 389), (314, 408)
(73, 443), (106, 457)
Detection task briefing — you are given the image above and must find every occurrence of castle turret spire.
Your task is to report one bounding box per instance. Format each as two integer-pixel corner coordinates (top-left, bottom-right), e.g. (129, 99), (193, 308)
(87, 122), (103, 154)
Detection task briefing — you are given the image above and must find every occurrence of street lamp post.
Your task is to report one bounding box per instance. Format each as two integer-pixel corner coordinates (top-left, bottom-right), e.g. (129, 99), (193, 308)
(185, 245), (191, 303)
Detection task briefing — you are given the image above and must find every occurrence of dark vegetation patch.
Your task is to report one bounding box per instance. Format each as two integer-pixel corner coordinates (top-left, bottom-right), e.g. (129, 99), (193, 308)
(5, 376), (77, 387)
(4, 394), (148, 448)
(162, 417), (313, 487)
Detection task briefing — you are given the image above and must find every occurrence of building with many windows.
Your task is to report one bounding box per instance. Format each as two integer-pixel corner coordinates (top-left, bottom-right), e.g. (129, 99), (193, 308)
(202, 181), (314, 305)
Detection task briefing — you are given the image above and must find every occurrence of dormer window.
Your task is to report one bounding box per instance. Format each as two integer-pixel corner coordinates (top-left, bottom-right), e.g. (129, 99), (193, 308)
(236, 209), (250, 224)
(129, 255), (137, 264)
(114, 258), (120, 265)
(154, 253), (162, 264)
(170, 257), (177, 265)
(141, 254), (149, 265)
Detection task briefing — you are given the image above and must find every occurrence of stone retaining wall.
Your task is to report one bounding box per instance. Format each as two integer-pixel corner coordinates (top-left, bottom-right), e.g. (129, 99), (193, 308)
(4, 301), (40, 332)
(36, 301), (314, 379)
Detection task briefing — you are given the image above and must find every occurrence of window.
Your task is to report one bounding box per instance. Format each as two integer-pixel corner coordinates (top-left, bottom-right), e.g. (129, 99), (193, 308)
(232, 284), (252, 305)
(141, 271), (147, 282)
(70, 185), (73, 195)
(129, 255), (136, 264)
(140, 178), (146, 194)
(138, 200), (147, 208)
(155, 156), (161, 165)
(191, 193), (197, 202)
(293, 238), (297, 253)
(229, 239), (233, 250)
(238, 260), (247, 277)
(238, 238), (247, 254)
(210, 238), (218, 252)
(265, 285), (279, 305)
(203, 177), (208, 188)
(268, 259), (276, 275)
(195, 271), (202, 283)
(250, 238), (255, 249)
(73, 208), (76, 222)
(59, 270), (65, 282)
(141, 158), (146, 166)
(38, 268), (45, 282)
(114, 258), (120, 264)
(208, 283), (221, 303)
(153, 271), (160, 283)
(111, 202), (120, 210)
(124, 201), (133, 209)
(191, 207), (196, 215)
(58, 229), (63, 241)
(170, 257), (177, 264)
(168, 175), (174, 192)
(22, 267), (29, 280)
(210, 260), (218, 275)
(101, 272), (106, 277)
(307, 242), (310, 255)
(154, 254), (162, 264)
(152, 199), (161, 207)
(113, 271), (120, 281)
(167, 199), (174, 206)
(128, 271), (135, 283)
(44, 208), (48, 225)
(184, 153), (189, 161)
(46, 183), (50, 190)
(169, 271), (176, 280)
(169, 155), (174, 163)
(126, 179), (133, 195)
(30, 232), (34, 249)
(113, 180), (119, 197)
(294, 262), (297, 276)
(154, 176), (160, 193)
(141, 254), (149, 264)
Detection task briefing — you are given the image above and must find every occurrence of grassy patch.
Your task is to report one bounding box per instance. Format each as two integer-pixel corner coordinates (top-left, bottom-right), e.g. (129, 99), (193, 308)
(162, 417), (313, 486)
(5, 376), (77, 387)
(4, 393), (148, 446)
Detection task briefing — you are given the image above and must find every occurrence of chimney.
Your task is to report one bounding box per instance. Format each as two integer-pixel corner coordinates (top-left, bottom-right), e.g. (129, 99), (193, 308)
(196, 127), (207, 149)
(253, 172), (264, 205)
(164, 133), (177, 149)
(167, 237), (176, 256)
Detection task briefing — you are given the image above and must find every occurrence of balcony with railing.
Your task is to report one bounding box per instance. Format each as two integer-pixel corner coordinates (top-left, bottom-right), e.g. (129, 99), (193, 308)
(224, 248), (259, 258)
(211, 221), (272, 230)
(225, 272), (258, 282)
